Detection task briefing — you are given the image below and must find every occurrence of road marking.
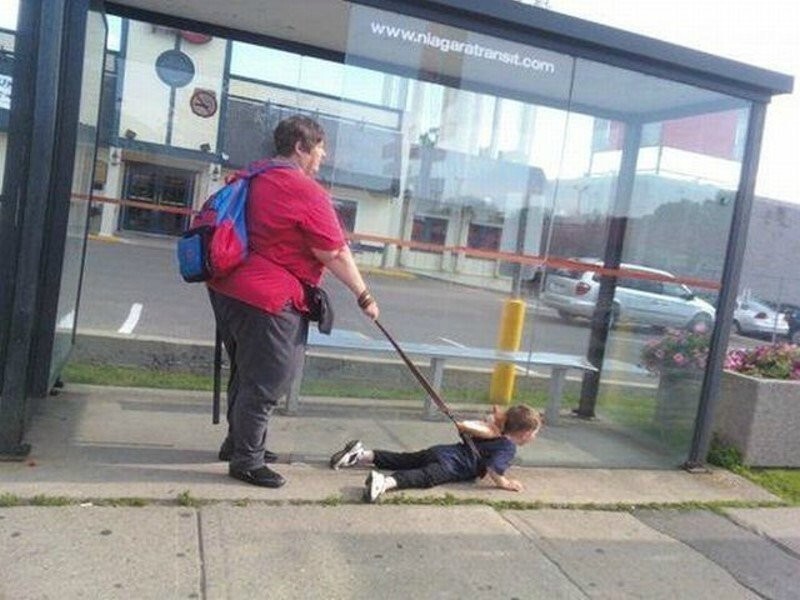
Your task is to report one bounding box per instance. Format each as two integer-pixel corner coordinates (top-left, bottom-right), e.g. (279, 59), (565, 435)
(118, 303), (143, 334)
(439, 337), (466, 348)
(57, 310), (75, 330)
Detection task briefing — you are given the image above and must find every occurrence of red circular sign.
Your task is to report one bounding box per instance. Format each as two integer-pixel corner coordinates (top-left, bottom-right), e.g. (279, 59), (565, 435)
(190, 89), (218, 118)
(181, 31), (212, 44)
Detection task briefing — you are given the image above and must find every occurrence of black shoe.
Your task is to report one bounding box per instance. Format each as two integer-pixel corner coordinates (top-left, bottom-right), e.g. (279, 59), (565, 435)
(329, 439), (363, 470)
(229, 465), (286, 488)
(219, 439), (278, 463)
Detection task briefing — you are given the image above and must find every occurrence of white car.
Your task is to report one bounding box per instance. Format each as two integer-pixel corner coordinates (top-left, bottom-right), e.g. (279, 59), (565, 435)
(541, 259), (716, 330)
(733, 298), (790, 338)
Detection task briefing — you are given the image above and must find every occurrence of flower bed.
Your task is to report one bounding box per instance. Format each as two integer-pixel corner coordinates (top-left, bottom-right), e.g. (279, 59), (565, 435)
(714, 343), (800, 467)
(641, 329), (709, 433)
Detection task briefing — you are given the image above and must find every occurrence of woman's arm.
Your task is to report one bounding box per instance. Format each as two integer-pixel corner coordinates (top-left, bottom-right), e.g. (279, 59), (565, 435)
(312, 244), (379, 320)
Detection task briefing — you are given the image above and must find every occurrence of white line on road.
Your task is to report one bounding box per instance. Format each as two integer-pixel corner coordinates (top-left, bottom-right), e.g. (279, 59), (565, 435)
(118, 303), (143, 334)
(57, 310), (75, 330)
(439, 337), (466, 348)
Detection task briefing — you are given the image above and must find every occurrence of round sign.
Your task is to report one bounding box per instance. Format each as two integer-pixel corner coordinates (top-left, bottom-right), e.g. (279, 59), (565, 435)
(155, 49), (195, 88)
(190, 89), (218, 118)
(181, 31), (212, 44)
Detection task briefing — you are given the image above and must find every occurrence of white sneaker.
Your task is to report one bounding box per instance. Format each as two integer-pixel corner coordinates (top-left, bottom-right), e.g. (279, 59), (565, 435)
(365, 470), (386, 503)
(329, 440), (363, 470)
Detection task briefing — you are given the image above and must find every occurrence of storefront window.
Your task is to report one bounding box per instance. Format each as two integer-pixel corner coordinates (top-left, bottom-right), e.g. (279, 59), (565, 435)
(412, 216), (447, 246)
(468, 223), (501, 251)
(333, 198), (357, 233)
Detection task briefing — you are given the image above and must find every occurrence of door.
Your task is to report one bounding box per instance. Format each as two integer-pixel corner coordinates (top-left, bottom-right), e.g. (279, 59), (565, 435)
(121, 163), (194, 236)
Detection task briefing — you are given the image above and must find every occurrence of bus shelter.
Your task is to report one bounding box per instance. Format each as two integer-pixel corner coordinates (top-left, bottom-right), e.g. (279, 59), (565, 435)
(0, 0), (793, 464)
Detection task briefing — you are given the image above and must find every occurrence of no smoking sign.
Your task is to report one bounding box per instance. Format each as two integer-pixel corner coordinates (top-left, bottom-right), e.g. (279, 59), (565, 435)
(190, 88), (218, 118)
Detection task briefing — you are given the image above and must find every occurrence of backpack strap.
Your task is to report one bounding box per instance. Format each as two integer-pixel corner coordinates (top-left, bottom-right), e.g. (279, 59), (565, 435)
(244, 159), (296, 180)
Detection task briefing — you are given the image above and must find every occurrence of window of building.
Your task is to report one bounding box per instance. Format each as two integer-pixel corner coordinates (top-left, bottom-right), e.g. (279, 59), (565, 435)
(467, 223), (501, 251)
(412, 215), (447, 246)
(333, 198), (357, 232)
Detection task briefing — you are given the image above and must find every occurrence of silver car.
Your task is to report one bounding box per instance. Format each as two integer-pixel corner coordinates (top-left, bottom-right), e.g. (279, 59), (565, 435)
(541, 259), (716, 330)
(733, 298), (790, 338)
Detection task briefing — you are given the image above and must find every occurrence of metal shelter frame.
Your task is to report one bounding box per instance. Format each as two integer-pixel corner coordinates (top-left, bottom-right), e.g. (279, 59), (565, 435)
(0, 0), (792, 463)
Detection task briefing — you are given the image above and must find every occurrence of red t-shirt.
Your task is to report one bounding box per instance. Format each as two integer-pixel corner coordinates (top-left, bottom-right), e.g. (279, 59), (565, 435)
(208, 160), (346, 314)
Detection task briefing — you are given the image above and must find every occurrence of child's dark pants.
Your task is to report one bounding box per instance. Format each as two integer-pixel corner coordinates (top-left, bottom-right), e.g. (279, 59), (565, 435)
(373, 448), (459, 489)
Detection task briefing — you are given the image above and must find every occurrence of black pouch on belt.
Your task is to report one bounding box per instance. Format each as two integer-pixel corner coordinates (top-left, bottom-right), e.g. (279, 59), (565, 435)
(304, 284), (334, 335)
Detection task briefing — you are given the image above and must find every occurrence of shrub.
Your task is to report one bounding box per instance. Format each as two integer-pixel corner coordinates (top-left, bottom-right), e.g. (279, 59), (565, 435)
(724, 343), (800, 380)
(707, 435), (743, 470)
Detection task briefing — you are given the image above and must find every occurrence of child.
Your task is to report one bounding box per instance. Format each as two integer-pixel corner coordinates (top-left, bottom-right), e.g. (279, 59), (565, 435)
(329, 404), (541, 503)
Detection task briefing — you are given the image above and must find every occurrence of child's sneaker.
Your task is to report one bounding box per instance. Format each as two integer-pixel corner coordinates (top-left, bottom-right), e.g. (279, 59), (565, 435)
(329, 440), (363, 470)
(364, 470), (386, 503)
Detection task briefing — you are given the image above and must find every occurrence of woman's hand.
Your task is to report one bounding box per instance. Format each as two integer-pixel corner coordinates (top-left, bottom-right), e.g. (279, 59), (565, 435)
(313, 244), (377, 321)
(362, 300), (379, 321)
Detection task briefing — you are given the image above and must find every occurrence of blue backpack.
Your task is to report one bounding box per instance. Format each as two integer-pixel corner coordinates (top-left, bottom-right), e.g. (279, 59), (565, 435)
(177, 162), (286, 282)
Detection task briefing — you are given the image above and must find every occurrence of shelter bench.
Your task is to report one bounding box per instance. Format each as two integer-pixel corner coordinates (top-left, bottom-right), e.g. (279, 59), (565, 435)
(288, 329), (598, 424)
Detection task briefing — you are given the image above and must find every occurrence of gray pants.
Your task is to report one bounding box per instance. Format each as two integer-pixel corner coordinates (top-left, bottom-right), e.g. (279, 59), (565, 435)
(209, 290), (307, 471)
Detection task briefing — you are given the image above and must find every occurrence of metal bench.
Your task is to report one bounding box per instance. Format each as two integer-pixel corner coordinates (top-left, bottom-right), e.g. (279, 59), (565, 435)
(288, 329), (597, 424)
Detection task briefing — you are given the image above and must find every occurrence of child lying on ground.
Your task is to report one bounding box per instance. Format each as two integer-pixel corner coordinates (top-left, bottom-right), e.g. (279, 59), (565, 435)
(329, 404), (542, 503)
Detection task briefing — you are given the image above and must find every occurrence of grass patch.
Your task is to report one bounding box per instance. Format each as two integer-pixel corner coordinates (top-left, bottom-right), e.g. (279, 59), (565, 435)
(63, 362), (215, 391)
(94, 497), (149, 507)
(30, 495), (73, 506)
(707, 436), (744, 471)
(176, 490), (202, 507)
(0, 493), (21, 507)
(740, 469), (800, 504)
(708, 436), (800, 505)
(376, 494), (783, 511)
(61, 361), (555, 407)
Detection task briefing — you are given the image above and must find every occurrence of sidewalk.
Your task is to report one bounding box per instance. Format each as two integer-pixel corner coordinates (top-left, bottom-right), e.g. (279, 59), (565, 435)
(1, 384), (798, 599)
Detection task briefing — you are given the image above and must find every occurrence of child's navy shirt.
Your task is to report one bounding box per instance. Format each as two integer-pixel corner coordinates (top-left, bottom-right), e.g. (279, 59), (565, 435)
(431, 436), (516, 479)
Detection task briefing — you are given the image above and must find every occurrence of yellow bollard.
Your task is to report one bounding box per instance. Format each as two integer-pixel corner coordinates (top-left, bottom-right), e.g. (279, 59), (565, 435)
(490, 298), (526, 404)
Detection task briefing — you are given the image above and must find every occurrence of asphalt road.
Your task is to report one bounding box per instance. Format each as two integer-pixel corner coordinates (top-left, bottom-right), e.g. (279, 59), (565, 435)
(77, 237), (765, 369)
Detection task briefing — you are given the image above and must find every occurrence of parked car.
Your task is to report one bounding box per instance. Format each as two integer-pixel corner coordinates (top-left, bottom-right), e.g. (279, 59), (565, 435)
(732, 298), (790, 339)
(541, 259), (716, 330)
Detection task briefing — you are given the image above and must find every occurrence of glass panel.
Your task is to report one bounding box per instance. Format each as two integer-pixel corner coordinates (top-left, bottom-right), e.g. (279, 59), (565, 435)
(0, 0), (17, 208)
(77, 3), (755, 468)
(0, 0), (18, 387)
(50, 6), (107, 380)
(336, 3), (751, 464)
(548, 56), (751, 460)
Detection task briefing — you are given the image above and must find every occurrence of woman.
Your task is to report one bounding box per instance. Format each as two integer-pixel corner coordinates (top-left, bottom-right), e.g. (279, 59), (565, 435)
(209, 115), (379, 488)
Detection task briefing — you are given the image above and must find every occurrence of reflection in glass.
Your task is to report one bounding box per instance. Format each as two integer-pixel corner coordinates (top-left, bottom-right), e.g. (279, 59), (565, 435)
(0, 17), (16, 200)
(337, 3), (752, 463)
(79, 3), (757, 466)
(50, 8), (107, 382)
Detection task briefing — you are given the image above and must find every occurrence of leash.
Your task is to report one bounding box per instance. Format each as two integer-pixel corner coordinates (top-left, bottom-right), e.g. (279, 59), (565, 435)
(212, 327), (222, 424)
(374, 319), (483, 462)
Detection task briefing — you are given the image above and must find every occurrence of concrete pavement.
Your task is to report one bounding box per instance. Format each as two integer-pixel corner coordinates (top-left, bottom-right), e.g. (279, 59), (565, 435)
(1, 384), (798, 599)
